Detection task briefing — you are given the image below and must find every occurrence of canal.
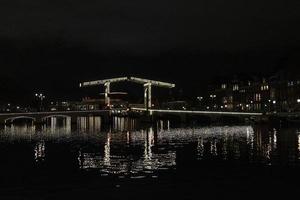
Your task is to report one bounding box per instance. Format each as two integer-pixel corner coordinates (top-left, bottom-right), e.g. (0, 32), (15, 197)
(0, 116), (299, 199)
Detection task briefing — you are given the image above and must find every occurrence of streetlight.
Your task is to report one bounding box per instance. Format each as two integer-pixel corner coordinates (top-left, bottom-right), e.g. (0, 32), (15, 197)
(35, 93), (46, 111)
(271, 100), (276, 113)
(197, 96), (203, 101)
(197, 96), (203, 110)
(210, 94), (216, 110)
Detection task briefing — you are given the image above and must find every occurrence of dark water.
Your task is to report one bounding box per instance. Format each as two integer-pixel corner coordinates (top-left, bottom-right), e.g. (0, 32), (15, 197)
(0, 116), (300, 199)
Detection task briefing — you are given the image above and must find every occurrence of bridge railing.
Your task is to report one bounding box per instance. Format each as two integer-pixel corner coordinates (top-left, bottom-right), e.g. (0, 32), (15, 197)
(130, 108), (263, 116)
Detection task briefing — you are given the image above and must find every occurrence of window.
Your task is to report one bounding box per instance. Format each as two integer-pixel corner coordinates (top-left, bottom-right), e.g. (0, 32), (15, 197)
(254, 93), (261, 102)
(261, 85), (269, 91)
(221, 84), (227, 89)
(288, 81), (294, 87)
(233, 84), (239, 91)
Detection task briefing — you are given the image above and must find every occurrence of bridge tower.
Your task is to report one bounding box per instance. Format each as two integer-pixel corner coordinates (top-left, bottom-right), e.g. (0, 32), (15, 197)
(144, 83), (152, 110)
(129, 77), (175, 110)
(80, 76), (175, 110)
(79, 77), (128, 108)
(104, 82), (111, 107)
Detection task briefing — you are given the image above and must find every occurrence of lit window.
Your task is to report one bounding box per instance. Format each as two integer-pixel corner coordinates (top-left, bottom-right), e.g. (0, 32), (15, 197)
(233, 84), (239, 91)
(288, 81), (294, 87)
(254, 93), (261, 102)
(261, 85), (269, 91)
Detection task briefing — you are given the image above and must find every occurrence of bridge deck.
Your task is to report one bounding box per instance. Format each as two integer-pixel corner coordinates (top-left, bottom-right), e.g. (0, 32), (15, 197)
(0, 110), (111, 124)
(0, 110), (109, 117)
(131, 108), (263, 116)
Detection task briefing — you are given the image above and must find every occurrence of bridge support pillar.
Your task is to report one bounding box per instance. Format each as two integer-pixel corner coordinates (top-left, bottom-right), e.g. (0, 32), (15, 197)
(104, 82), (111, 107)
(144, 83), (152, 110)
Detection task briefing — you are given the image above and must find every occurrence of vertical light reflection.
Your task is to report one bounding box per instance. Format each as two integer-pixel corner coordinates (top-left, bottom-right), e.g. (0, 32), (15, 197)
(145, 127), (154, 161)
(210, 139), (217, 156)
(78, 149), (84, 169)
(160, 120), (163, 132)
(65, 117), (71, 134)
(34, 140), (45, 163)
(126, 131), (130, 144)
(197, 137), (204, 160)
(273, 128), (277, 150)
(3, 124), (36, 141)
(78, 117), (87, 132)
(120, 117), (124, 132)
(247, 127), (254, 159)
(233, 143), (240, 160)
(297, 131), (300, 162)
(143, 128), (154, 170)
(45, 117), (72, 136)
(222, 139), (228, 160)
(88, 116), (94, 131)
(112, 117), (136, 132)
(51, 117), (56, 134)
(265, 131), (272, 162)
(256, 128), (262, 151)
(77, 116), (101, 133)
(104, 132), (111, 166)
(94, 117), (101, 132)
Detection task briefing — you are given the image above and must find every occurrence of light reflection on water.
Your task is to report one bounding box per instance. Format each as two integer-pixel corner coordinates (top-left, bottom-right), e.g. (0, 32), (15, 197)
(1, 117), (300, 178)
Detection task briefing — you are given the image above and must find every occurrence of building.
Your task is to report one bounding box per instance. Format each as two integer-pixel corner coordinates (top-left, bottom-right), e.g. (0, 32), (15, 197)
(205, 68), (300, 113)
(77, 92), (129, 110)
(205, 75), (278, 113)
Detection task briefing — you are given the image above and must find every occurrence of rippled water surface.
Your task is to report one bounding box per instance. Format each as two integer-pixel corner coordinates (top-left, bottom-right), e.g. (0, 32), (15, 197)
(1, 116), (300, 198)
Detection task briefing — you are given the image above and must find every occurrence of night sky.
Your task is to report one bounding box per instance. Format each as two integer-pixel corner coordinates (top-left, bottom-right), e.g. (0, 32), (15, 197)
(1, 0), (300, 103)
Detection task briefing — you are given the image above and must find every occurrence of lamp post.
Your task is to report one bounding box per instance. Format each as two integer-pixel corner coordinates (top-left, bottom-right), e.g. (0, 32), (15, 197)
(35, 93), (46, 112)
(272, 100), (276, 112)
(197, 96), (203, 110)
(210, 94), (216, 110)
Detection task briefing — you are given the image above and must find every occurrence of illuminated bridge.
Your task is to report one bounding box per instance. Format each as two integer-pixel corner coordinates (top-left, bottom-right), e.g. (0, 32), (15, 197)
(0, 108), (264, 125)
(0, 76), (264, 124)
(80, 77), (175, 110)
